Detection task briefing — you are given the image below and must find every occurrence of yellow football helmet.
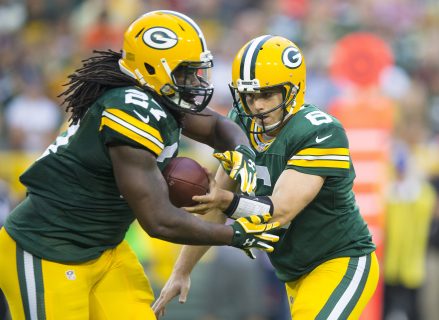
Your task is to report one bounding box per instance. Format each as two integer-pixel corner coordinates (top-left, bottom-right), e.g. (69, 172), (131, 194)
(229, 35), (306, 133)
(119, 10), (214, 112)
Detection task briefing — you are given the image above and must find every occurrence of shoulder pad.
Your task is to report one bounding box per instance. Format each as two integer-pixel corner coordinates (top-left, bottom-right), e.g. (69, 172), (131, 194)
(284, 106), (351, 176)
(99, 87), (167, 156)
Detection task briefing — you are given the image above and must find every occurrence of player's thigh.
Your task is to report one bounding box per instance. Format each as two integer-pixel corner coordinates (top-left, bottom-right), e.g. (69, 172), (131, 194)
(41, 255), (103, 319)
(0, 228), (27, 320)
(347, 252), (379, 319)
(0, 228), (93, 320)
(89, 241), (155, 320)
(285, 253), (379, 320)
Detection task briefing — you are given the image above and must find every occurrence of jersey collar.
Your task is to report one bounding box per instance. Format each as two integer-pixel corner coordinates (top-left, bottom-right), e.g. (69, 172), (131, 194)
(249, 119), (276, 152)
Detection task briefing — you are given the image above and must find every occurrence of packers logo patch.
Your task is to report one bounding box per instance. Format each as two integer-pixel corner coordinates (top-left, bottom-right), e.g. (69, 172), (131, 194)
(143, 27), (178, 49)
(282, 46), (302, 69)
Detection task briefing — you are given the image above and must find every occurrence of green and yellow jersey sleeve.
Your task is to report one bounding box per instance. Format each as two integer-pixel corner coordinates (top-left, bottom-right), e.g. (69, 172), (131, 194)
(99, 88), (167, 157)
(285, 122), (351, 177)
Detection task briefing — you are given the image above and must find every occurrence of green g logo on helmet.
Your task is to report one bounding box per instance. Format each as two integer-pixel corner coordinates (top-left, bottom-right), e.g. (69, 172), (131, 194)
(282, 47), (303, 69)
(143, 27), (178, 50)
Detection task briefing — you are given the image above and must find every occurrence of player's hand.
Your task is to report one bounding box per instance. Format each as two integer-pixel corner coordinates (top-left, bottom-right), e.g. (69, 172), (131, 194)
(152, 272), (191, 319)
(214, 145), (257, 194)
(184, 170), (232, 215)
(230, 213), (280, 253)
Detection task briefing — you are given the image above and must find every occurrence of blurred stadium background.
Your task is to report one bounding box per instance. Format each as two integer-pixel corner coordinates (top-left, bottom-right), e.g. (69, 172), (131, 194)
(0, 0), (438, 319)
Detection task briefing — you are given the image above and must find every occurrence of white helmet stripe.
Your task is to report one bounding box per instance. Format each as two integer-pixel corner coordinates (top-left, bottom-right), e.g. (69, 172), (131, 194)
(158, 10), (207, 51)
(241, 35), (272, 81)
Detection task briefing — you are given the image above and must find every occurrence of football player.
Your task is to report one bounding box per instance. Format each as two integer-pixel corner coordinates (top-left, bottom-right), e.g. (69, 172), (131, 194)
(0, 12), (280, 320)
(153, 35), (379, 319)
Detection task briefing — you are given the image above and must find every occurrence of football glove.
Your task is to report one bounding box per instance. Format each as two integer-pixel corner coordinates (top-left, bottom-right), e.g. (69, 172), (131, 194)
(214, 145), (257, 194)
(230, 214), (280, 254)
(241, 248), (257, 260)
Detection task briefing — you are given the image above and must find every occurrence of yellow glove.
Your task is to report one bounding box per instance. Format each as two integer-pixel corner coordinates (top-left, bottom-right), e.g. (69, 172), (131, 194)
(230, 214), (280, 253)
(214, 145), (257, 194)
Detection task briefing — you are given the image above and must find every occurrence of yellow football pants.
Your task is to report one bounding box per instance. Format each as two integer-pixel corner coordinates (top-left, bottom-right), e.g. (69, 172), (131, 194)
(286, 252), (379, 319)
(0, 228), (156, 320)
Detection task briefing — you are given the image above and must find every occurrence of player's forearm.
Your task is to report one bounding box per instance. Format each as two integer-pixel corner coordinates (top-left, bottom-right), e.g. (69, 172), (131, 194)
(270, 199), (296, 226)
(212, 114), (250, 151)
(113, 155), (233, 245)
(173, 209), (227, 275)
(145, 207), (232, 245)
(126, 183), (233, 245)
(270, 170), (325, 226)
(173, 245), (211, 276)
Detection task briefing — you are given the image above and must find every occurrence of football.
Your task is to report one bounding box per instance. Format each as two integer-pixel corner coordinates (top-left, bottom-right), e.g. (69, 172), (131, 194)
(163, 157), (209, 208)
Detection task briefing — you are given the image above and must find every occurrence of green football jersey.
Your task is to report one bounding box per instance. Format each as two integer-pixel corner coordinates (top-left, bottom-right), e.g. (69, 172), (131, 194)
(229, 104), (375, 282)
(5, 86), (181, 262)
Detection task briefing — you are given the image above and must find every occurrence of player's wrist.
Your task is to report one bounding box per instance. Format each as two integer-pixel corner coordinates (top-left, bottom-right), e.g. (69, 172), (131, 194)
(224, 193), (239, 217)
(171, 266), (192, 278)
(218, 190), (234, 212)
(226, 224), (236, 245)
(224, 194), (274, 219)
(229, 222), (245, 248)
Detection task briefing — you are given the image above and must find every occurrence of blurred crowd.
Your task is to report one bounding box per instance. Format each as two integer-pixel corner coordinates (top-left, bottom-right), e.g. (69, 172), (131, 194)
(0, 0), (438, 319)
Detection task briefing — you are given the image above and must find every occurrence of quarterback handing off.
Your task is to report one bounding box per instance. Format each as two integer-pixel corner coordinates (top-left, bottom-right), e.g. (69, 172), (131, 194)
(154, 36), (379, 319)
(0, 12), (280, 320)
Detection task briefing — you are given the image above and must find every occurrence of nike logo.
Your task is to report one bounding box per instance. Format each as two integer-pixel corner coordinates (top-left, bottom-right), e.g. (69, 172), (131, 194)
(133, 110), (150, 123)
(315, 134), (332, 143)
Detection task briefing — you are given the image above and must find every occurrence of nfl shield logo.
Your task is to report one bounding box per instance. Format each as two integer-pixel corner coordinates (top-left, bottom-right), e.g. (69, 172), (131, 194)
(65, 270), (76, 280)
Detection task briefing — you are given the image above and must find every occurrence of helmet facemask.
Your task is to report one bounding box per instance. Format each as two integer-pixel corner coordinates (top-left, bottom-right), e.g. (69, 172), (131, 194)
(161, 61), (214, 113)
(229, 82), (299, 134)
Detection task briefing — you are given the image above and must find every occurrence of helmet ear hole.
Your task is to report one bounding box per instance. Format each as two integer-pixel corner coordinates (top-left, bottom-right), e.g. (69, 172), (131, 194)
(144, 63), (155, 75)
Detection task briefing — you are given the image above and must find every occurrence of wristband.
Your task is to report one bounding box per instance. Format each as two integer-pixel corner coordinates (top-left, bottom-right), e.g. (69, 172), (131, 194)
(224, 194), (273, 219)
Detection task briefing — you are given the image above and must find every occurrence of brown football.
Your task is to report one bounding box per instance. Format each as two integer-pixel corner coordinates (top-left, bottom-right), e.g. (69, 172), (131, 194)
(163, 157), (209, 208)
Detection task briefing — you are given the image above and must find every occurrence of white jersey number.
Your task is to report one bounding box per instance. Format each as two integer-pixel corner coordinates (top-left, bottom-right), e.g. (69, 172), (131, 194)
(305, 111), (333, 126)
(256, 165), (271, 187)
(125, 89), (167, 122)
(37, 123), (80, 160)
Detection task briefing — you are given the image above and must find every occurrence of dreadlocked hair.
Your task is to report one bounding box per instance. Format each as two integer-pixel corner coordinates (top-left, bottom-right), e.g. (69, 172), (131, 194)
(60, 49), (199, 127)
(59, 50), (138, 125)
